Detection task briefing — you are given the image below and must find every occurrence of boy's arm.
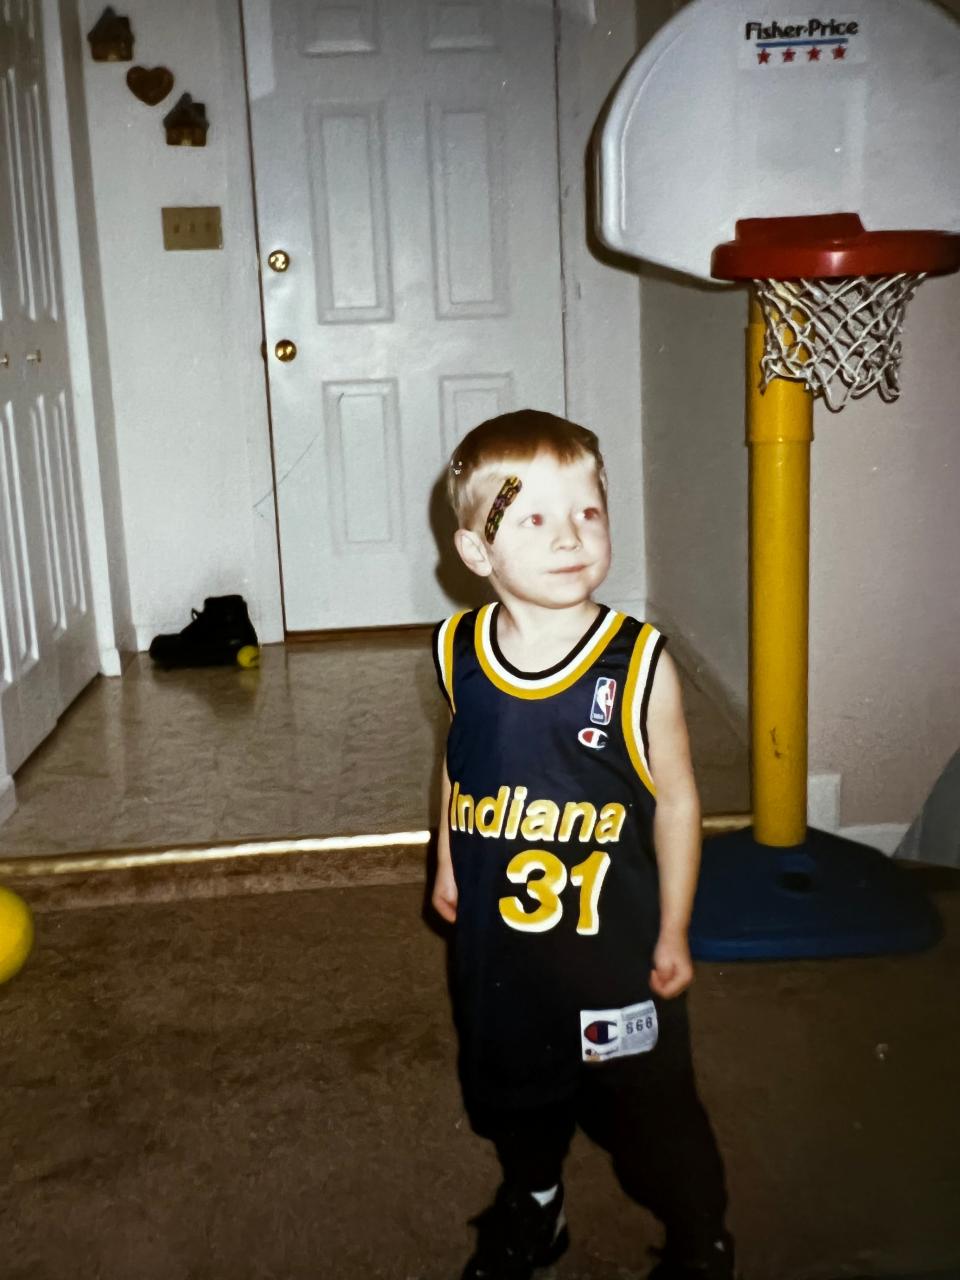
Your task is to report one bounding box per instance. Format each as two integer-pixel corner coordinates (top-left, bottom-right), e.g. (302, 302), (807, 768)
(646, 649), (701, 999)
(432, 753), (458, 923)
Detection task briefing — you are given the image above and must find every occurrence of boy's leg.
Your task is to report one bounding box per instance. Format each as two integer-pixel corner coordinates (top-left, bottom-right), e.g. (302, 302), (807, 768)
(577, 996), (733, 1276)
(461, 1099), (576, 1280)
(471, 1097), (576, 1192)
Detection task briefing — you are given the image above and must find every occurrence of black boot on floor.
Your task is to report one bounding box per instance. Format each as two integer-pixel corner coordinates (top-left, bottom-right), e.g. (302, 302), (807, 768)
(461, 1183), (569, 1280)
(647, 1232), (736, 1280)
(149, 595), (260, 669)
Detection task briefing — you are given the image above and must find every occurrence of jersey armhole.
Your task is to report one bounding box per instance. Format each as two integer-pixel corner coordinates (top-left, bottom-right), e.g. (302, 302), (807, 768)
(433, 612), (466, 713)
(620, 624), (666, 798)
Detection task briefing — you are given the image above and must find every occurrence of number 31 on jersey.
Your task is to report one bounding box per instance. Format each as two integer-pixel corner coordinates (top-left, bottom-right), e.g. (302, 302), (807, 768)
(499, 849), (611, 935)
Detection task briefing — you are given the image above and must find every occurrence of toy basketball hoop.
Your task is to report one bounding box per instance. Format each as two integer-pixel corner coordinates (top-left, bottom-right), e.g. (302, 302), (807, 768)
(597, 0), (960, 958)
(712, 214), (960, 410)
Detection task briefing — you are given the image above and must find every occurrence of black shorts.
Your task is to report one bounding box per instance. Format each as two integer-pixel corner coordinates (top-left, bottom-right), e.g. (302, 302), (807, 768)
(466, 995), (728, 1253)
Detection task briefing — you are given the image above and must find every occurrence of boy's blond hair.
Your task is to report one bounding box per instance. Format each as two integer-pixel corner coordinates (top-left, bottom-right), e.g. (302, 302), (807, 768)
(447, 409), (607, 530)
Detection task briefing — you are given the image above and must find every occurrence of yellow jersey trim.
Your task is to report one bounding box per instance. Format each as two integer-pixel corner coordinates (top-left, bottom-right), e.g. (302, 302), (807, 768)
(474, 603), (626, 700)
(622, 623), (661, 798)
(437, 611), (467, 713)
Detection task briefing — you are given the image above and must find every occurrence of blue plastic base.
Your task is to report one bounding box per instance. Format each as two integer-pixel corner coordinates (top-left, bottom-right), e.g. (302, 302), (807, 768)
(690, 826), (942, 961)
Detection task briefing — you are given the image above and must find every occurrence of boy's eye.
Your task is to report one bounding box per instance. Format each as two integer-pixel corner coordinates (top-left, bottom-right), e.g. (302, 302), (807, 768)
(581, 506), (601, 521)
(524, 513), (544, 527)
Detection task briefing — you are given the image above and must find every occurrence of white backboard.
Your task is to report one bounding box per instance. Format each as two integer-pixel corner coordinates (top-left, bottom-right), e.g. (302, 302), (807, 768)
(597, 0), (960, 282)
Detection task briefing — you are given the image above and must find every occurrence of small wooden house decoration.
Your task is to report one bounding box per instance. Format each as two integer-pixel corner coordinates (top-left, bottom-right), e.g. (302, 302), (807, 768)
(163, 94), (209, 147)
(87, 7), (134, 62)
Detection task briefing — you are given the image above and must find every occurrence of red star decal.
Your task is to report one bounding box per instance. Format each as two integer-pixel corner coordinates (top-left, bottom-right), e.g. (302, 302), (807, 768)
(833, 44), (846, 59)
(782, 47), (796, 62)
(757, 48), (770, 64)
(807, 46), (821, 61)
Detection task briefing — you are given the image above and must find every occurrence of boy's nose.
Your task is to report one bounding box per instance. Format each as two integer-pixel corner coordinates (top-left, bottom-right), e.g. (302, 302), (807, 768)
(553, 519), (582, 550)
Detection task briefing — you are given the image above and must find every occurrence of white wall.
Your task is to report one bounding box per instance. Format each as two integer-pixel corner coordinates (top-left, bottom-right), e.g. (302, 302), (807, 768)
(557, 0), (645, 617)
(75, 0), (283, 649)
(808, 271), (960, 824)
(56, 0), (136, 672)
(74, 0), (647, 646)
(640, 273), (748, 712)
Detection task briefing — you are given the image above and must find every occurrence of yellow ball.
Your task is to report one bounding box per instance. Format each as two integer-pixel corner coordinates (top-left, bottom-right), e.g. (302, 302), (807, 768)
(236, 644), (260, 670)
(0, 886), (34, 985)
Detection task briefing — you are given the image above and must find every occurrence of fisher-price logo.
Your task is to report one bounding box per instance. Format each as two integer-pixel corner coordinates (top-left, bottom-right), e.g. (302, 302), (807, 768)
(742, 15), (865, 67)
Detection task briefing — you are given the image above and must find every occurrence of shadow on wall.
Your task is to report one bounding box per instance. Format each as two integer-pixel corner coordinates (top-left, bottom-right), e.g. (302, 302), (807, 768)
(639, 265), (750, 719)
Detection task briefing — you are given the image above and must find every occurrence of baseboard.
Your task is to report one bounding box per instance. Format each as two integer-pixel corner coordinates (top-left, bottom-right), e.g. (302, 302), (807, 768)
(99, 645), (138, 677)
(838, 823), (909, 856)
(807, 773), (842, 831)
(807, 773), (909, 854)
(0, 773), (16, 825)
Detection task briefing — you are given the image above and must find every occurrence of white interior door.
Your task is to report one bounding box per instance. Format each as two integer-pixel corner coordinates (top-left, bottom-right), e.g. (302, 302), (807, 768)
(245, 0), (566, 631)
(0, 1), (98, 775)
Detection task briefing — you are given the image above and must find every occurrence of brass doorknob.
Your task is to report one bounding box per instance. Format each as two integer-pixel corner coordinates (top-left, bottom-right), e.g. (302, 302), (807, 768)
(267, 249), (290, 272)
(25, 349), (41, 364)
(274, 339), (297, 362)
(0, 354), (8, 368)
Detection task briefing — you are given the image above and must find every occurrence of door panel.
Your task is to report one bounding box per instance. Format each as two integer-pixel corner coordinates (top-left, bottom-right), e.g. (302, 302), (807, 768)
(0, 1), (98, 774)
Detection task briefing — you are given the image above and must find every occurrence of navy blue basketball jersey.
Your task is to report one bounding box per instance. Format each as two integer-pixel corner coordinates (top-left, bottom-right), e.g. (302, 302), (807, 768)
(433, 602), (667, 1109)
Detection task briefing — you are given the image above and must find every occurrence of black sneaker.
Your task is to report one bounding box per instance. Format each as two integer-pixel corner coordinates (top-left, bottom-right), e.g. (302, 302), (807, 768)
(462, 1182), (569, 1280)
(148, 595), (260, 669)
(647, 1232), (736, 1280)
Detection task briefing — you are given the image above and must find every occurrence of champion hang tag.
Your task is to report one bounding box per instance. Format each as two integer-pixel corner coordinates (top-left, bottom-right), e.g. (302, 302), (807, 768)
(580, 999), (658, 1063)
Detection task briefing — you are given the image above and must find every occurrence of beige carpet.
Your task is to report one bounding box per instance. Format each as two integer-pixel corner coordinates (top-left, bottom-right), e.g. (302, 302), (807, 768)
(1, 872), (958, 1280)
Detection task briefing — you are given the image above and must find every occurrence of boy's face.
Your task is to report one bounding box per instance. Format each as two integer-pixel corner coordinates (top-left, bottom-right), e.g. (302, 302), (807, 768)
(455, 451), (611, 609)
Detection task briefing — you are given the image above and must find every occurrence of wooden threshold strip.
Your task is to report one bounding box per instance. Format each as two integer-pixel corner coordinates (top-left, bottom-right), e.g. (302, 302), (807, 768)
(0, 814), (751, 878)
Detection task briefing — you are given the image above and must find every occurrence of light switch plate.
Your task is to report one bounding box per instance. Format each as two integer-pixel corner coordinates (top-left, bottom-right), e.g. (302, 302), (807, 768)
(162, 206), (223, 250)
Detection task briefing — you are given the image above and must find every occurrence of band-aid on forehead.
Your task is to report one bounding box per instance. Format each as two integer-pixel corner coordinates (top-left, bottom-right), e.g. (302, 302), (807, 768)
(484, 476), (522, 544)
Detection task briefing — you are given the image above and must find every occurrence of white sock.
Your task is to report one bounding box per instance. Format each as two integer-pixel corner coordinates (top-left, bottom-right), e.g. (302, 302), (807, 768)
(530, 1185), (559, 1207)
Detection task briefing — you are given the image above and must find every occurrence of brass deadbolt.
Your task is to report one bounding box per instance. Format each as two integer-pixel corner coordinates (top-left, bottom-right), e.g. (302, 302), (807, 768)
(268, 249), (290, 272)
(274, 339), (297, 363)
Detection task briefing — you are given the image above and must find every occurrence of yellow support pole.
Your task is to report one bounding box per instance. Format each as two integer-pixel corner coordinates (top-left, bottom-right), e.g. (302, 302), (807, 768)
(747, 294), (813, 846)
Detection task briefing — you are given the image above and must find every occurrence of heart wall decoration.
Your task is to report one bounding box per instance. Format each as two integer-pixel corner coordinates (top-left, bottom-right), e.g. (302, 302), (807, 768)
(126, 65), (174, 106)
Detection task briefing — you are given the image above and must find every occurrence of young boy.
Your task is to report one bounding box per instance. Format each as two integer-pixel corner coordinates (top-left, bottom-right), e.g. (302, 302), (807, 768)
(432, 410), (734, 1280)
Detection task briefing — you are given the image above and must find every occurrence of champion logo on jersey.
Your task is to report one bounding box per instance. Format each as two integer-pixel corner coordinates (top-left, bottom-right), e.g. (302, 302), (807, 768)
(583, 1019), (619, 1045)
(578, 727), (607, 750)
(589, 676), (617, 725)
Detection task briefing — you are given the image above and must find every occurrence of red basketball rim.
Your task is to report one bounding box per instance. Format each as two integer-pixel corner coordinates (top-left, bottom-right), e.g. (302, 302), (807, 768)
(711, 213), (960, 281)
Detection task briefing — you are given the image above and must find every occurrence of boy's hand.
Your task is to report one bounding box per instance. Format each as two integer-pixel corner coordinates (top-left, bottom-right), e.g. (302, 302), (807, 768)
(432, 861), (458, 924)
(650, 932), (694, 999)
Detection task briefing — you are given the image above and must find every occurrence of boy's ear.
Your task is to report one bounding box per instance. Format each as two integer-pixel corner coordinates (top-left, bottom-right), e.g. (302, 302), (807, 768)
(454, 527), (493, 578)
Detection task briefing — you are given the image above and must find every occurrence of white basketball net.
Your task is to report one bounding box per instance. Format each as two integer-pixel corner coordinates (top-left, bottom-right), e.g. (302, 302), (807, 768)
(753, 273), (925, 412)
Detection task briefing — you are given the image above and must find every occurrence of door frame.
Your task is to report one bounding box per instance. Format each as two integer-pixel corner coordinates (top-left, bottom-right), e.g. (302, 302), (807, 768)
(237, 0), (647, 636)
(45, 0), (133, 677)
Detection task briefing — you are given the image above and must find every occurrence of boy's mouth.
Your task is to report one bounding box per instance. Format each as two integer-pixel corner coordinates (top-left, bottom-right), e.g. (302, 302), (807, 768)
(550, 565), (587, 575)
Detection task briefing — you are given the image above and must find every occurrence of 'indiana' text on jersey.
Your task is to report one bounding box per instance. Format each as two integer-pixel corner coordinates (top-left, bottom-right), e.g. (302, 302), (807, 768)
(433, 603), (666, 1108)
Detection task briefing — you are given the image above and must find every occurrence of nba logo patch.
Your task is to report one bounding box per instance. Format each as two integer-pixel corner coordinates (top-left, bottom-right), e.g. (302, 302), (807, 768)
(590, 677), (617, 725)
